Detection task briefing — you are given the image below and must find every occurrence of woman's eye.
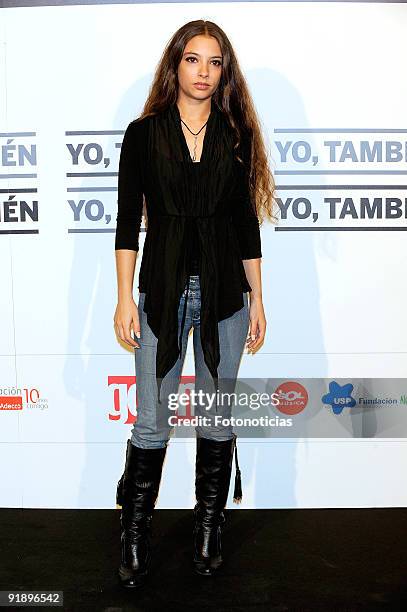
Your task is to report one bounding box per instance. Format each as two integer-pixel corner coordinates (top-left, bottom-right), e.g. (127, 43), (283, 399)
(185, 57), (222, 67)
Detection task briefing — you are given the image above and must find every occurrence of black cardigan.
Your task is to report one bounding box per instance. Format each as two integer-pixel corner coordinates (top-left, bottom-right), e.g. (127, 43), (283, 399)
(115, 99), (262, 402)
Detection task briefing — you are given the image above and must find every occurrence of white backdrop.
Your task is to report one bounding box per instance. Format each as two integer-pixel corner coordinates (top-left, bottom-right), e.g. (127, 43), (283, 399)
(1, 1), (407, 509)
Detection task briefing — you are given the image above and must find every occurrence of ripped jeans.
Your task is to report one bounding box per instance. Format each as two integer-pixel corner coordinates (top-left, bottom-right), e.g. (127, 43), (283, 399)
(131, 275), (250, 449)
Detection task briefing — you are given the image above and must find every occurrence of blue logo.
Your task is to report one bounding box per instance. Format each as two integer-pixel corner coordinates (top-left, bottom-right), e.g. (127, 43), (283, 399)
(322, 381), (356, 414)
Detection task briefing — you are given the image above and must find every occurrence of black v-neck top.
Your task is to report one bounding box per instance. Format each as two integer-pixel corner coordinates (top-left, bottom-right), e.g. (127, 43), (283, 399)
(115, 100), (262, 402)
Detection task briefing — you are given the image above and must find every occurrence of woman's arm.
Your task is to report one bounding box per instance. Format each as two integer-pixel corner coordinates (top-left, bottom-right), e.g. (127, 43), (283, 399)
(114, 249), (140, 348)
(231, 139), (266, 352)
(114, 120), (146, 349)
(242, 258), (266, 352)
(115, 120), (145, 251)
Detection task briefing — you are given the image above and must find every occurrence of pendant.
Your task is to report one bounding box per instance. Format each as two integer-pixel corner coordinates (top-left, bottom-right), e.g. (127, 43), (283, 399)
(192, 136), (198, 162)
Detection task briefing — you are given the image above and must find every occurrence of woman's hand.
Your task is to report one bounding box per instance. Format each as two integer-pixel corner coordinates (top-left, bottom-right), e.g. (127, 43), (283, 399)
(114, 297), (141, 349)
(246, 295), (267, 352)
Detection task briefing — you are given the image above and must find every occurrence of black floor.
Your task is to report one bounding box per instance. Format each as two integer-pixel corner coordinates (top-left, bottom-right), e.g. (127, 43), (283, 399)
(1, 508), (407, 611)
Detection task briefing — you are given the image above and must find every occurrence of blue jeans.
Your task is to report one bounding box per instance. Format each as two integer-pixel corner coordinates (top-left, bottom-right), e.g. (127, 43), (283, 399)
(131, 275), (250, 449)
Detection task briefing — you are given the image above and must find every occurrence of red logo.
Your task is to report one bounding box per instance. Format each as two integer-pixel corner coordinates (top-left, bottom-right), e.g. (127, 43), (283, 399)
(107, 375), (197, 424)
(0, 396), (23, 410)
(274, 381), (308, 415)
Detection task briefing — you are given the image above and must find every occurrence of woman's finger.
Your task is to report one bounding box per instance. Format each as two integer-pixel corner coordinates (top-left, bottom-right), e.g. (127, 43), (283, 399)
(246, 318), (259, 349)
(132, 318), (141, 349)
(250, 319), (266, 350)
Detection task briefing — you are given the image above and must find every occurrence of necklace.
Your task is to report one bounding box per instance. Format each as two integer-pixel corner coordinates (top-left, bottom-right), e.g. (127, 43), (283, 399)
(180, 116), (208, 162)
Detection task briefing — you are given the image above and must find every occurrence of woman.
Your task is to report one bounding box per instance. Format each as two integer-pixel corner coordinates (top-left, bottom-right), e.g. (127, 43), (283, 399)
(114, 20), (277, 587)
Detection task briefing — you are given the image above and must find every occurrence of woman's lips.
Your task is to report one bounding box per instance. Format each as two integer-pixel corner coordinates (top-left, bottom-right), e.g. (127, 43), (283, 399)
(194, 83), (210, 89)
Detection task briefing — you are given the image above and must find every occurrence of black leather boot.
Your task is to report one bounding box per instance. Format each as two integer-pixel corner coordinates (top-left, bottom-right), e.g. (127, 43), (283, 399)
(116, 439), (167, 588)
(193, 433), (242, 576)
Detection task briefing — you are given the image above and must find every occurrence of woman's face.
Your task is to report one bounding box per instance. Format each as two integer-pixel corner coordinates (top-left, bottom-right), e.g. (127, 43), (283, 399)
(177, 35), (223, 102)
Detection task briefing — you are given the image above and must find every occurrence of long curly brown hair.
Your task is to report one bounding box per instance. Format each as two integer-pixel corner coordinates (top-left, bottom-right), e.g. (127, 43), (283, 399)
(137, 19), (278, 226)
